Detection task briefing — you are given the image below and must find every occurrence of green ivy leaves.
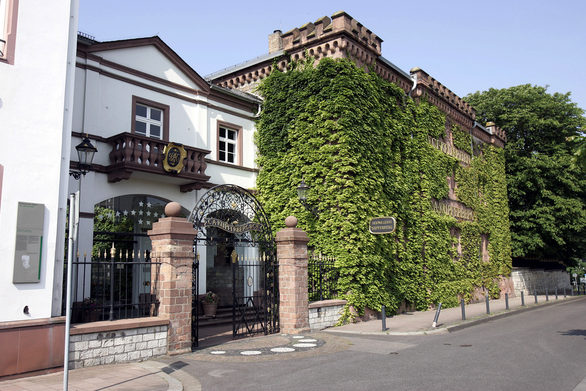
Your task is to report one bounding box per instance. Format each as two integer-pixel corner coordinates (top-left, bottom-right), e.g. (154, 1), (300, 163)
(256, 58), (511, 318)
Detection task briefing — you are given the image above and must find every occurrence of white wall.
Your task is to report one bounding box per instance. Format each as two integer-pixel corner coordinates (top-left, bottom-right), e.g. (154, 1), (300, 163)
(71, 42), (259, 297)
(0, 0), (78, 322)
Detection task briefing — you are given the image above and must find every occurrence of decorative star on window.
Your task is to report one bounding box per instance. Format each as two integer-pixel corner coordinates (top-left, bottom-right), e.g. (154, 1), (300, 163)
(123, 210), (128, 216)
(138, 210), (143, 215)
(146, 202), (152, 208)
(131, 210), (136, 216)
(138, 219), (143, 224)
(138, 201), (144, 207)
(115, 211), (120, 217)
(146, 220), (150, 225)
(146, 211), (151, 216)
(153, 212), (159, 217)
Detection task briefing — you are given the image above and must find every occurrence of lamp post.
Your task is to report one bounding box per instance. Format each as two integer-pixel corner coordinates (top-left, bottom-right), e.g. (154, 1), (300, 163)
(64, 137), (97, 391)
(68, 136), (97, 263)
(297, 179), (318, 217)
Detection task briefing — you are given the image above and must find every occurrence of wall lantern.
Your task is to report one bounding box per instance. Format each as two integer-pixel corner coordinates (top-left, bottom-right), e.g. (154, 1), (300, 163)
(297, 178), (310, 203)
(70, 137), (97, 179)
(297, 178), (318, 217)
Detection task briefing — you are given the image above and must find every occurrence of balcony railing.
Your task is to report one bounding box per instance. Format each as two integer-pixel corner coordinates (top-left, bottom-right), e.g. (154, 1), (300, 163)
(106, 132), (210, 186)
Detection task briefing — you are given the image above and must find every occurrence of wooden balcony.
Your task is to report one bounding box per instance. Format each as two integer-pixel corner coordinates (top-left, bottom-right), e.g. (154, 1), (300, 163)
(106, 132), (210, 191)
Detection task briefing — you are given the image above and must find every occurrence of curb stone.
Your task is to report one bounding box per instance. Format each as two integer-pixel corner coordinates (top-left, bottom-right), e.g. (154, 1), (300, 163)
(446, 295), (584, 332)
(324, 295), (585, 336)
(138, 361), (184, 391)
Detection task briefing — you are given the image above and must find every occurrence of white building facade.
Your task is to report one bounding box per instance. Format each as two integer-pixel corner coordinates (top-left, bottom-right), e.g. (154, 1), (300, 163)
(0, 0), (80, 378)
(68, 35), (261, 308)
(0, 0), (78, 322)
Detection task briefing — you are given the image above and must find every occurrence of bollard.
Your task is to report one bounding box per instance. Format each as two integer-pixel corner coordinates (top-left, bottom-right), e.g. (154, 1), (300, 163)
(381, 305), (387, 331)
(485, 294), (490, 314)
(460, 299), (466, 320)
(432, 302), (442, 328)
(564, 287), (567, 298)
(521, 291), (525, 306)
(505, 293), (509, 310)
(555, 287), (558, 300)
(534, 289), (538, 303)
(545, 287), (549, 301)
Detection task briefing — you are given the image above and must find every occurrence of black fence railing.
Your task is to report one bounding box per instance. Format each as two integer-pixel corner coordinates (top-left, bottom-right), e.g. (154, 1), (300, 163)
(62, 247), (160, 323)
(308, 253), (339, 302)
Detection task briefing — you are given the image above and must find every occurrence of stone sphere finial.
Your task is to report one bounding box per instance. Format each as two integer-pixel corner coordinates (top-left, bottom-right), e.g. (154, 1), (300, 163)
(164, 202), (182, 217)
(284, 215), (298, 228)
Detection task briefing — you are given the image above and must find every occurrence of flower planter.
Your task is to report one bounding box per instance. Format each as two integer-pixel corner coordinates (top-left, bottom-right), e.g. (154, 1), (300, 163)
(202, 303), (218, 317)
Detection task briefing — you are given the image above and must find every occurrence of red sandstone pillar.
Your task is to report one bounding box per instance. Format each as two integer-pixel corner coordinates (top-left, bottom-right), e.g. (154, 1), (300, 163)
(148, 202), (196, 355)
(276, 216), (310, 334)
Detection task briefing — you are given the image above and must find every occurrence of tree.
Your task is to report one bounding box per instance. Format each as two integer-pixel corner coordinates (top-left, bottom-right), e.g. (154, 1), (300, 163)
(465, 85), (586, 265)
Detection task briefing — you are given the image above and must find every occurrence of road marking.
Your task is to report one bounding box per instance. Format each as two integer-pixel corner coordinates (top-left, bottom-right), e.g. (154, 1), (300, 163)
(208, 369), (236, 378)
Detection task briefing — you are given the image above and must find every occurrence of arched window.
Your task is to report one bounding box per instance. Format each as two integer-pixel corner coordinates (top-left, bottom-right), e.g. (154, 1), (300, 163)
(93, 194), (188, 258)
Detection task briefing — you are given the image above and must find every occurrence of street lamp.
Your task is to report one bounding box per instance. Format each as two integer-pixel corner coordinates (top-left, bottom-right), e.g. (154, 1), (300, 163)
(297, 178), (310, 203)
(70, 137), (97, 179)
(64, 136), (97, 390)
(297, 178), (318, 217)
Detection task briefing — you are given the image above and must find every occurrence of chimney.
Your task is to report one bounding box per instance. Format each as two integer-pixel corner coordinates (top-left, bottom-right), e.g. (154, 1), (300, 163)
(269, 30), (283, 53)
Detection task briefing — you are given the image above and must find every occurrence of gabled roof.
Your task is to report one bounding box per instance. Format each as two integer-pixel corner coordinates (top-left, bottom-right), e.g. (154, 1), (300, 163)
(79, 36), (211, 93)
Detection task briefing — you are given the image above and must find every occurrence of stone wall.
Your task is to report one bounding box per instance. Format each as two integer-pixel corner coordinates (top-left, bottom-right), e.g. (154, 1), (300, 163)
(69, 322), (168, 369)
(511, 268), (571, 295)
(308, 300), (346, 331)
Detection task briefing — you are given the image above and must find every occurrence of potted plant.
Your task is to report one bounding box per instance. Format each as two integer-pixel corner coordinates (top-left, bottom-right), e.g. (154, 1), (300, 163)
(201, 291), (219, 317)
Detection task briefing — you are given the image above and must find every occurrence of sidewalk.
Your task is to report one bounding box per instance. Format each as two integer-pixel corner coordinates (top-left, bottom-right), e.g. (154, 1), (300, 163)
(326, 292), (584, 336)
(0, 361), (183, 391)
(2, 293), (582, 391)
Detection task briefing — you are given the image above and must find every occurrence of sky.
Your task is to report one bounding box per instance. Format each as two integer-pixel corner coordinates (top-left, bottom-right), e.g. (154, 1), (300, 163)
(79, 0), (586, 112)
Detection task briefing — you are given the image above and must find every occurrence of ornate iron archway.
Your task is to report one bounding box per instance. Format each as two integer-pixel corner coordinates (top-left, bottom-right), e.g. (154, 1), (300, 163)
(189, 184), (278, 348)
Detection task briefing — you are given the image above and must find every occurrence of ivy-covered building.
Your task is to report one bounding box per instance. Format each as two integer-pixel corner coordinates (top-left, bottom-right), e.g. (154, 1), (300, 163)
(207, 11), (511, 315)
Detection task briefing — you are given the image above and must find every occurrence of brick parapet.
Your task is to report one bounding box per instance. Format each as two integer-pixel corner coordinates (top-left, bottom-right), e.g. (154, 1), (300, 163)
(210, 12), (505, 149)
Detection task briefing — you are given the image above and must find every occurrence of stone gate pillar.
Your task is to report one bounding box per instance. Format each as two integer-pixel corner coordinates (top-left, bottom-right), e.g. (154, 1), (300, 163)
(276, 216), (310, 333)
(148, 202), (196, 355)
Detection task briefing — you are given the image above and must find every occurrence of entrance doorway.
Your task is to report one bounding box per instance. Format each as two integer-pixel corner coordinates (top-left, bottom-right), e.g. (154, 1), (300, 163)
(189, 185), (279, 349)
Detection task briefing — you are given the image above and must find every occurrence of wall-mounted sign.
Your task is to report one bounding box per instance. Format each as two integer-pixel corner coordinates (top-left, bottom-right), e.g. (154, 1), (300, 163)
(13, 202), (44, 283)
(163, 143), (187, 174)
(369, 216), (396, 234)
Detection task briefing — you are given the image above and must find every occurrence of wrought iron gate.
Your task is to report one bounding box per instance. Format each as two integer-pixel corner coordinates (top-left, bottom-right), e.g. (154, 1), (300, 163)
(189, 185), (278, 348)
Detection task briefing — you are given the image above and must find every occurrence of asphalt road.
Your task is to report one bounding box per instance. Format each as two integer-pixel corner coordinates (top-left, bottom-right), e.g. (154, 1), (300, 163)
(167, 296), (586, 391)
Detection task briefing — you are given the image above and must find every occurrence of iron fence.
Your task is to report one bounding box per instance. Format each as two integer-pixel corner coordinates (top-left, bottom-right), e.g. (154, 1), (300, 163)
(62, 246), (160, 323)
(308, 253), (339, 302)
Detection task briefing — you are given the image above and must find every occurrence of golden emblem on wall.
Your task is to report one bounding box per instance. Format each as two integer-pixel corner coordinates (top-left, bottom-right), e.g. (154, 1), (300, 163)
(162, 143), (187, 174)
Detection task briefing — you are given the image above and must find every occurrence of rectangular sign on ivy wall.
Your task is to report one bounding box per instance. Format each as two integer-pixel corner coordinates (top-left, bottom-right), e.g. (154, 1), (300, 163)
(13, 202), (44, 283)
